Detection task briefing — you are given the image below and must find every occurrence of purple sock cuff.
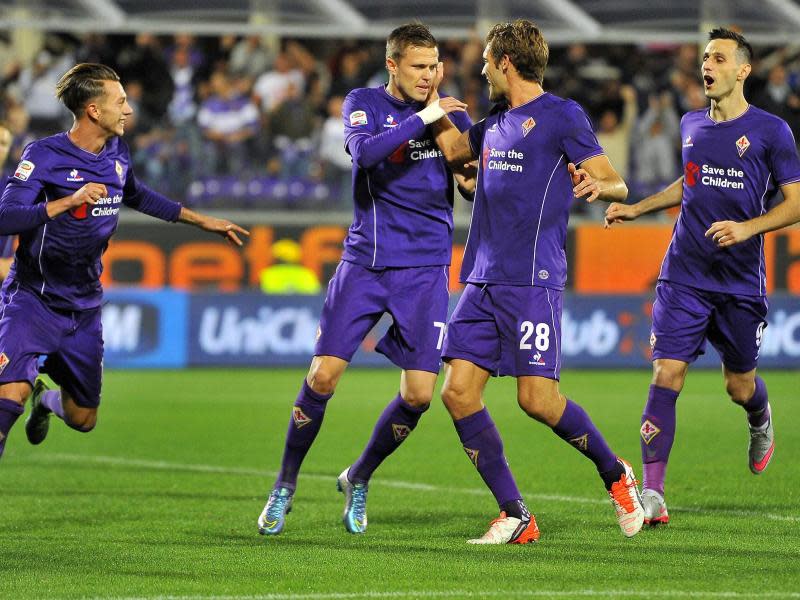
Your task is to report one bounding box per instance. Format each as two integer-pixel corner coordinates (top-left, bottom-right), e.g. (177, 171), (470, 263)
(553, 398), (581, 435)
(454, 407), (493, 440)
(649, 385), (679, 405)
(744, 376), (768, 411)
(397, 394), (430, 414)
(0, 398), (24, 415)
(302, 380), (333, 403)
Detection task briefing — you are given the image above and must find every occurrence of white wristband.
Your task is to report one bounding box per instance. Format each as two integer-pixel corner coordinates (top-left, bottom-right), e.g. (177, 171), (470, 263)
(416, 101), (446, 125)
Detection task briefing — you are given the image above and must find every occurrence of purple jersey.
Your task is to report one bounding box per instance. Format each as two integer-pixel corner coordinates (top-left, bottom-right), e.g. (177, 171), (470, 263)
(462, 93), (603, 288)
(660, 106), (800, 296)
(342, 86), (472, 268)
(0, 133), (181, 311)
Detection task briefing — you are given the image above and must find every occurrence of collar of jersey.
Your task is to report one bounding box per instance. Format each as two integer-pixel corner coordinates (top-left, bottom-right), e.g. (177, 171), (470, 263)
(704, 103), (751, 125)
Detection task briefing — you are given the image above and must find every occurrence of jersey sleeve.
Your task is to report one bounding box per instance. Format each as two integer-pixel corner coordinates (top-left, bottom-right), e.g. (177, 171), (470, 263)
(342, 89), (377, 150)
(0, 142), (50, 235)
(467, 118), (489, 156)
(449, 108), (474, 133)
(767, 118), (800, 186)
(560, 100), (604, 165)
(121, 146), (182, 222)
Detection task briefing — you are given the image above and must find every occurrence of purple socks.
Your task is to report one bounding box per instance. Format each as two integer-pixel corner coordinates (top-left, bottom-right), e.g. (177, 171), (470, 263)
(349, 393), (427, 484)
(552, 398), (620, 483)
(640, 385), (679, 495)
(743, 376), (770, 428)
(275, 380), (332, 491)
(0, 398), (24, 459)
(454, 407), (522, 508)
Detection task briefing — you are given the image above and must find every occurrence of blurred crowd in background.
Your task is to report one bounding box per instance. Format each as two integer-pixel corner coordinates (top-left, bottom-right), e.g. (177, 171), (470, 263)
(1, 31), (799, 215)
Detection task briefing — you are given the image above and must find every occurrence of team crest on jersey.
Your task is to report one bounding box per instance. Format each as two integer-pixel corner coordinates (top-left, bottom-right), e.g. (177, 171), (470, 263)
(570, 434), (588, 452)
(649, 332), (657, 348)
(464, 447), (479, 467)
(115, 160), (125, 183)
(736, 135), (750, 157)
(292, 406), (312, 429)
(0, 352), (9, 374)
(383, 114), (398, 128)
(13, 160), (35, 181)
(67, 169), (84, 182)
(640, 420), (661, 445)
(521, 117), (536, 137)
(350, 110), (368, 126)
(392, 423), (411, 442)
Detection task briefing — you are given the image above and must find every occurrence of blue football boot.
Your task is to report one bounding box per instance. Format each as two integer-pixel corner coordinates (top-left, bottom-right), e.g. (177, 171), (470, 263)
(337, 467), (368, 534)
(257, 486), (293, 535)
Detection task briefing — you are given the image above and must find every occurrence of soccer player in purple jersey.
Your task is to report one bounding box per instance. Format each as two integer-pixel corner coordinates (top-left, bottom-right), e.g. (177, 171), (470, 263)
(605, 29), (800, 526)
(425, 20), (645, 543)
(0, 64), (249, 462)
(257, 24), (473, 536)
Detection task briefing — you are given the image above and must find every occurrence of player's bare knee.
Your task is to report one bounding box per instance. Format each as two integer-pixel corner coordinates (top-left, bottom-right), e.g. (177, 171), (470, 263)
(517, 393), (554, 424)
(724, 377), (754, 405)
(0, 382), (32, 404)
(401, 390), (432, 409)
(441, 382), (472, 413)
(652, 362), (686, 392)
(307, 366), (338, 395)
(65, 411), (96, 432)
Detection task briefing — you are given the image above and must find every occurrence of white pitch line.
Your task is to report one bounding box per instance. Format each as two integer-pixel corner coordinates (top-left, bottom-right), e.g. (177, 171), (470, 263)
(78, 590), (800, 600)
(18, 452), (800, 523)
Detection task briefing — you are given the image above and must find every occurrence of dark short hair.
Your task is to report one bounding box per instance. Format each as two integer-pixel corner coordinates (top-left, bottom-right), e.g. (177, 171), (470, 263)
(486, 19), (549, 83)
(708, 28), (753, 64)
(55, 63), (120, 115)
(386, 23), (437, 61)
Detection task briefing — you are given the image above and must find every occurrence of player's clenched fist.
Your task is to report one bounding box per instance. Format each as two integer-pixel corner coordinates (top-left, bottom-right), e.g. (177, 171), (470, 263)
(70, 182), (108, 208)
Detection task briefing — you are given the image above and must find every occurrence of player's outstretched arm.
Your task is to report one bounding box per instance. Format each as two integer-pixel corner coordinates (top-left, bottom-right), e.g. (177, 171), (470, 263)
(569, 155), (628, 204)
(605, 176), (684, 228)
(178, 207), (250, 247)
(705, 181), (800, 248)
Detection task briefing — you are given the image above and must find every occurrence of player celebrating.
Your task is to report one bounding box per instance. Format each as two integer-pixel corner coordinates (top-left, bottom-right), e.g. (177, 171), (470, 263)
(426, 19), (644, 543)
(605, 29), (800, 525)
(0, 63), (249, 461)
(257, 24), (472, 536)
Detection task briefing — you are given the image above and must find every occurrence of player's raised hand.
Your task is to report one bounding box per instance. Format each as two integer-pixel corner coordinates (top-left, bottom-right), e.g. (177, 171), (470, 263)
(427, 62), (444, 102)
(70, 182), (107, 208)
(568, 162), (600, 203)
(205, 217), (250, 246)
(604, 202), (640, 228)
(704, 220), (753, 248)
(438, 96), (468, 114)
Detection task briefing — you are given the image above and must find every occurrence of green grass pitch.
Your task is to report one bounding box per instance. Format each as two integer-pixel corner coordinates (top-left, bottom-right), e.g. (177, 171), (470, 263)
(1, 368), (798, 599)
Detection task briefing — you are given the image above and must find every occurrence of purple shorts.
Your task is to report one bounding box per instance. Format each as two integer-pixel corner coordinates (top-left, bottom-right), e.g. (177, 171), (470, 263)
(651, 281), (768, 373)
(443, 283), (563, 379)
(0, 280), (103, 407)
(315, 261), (449, 373)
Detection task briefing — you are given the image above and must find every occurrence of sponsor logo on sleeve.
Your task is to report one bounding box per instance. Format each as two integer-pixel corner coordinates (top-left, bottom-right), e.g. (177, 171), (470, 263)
(349, 110), (368, 126)
(13, 160), (35, 181)
(736, 135), (750, 157)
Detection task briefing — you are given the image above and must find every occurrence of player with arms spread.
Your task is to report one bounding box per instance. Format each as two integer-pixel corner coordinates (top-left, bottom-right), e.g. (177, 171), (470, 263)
(0, 63), (249, 461)
(257, 23), (473, 536)
(606, 28), (800, 525)
(427, 19), (644, 544)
